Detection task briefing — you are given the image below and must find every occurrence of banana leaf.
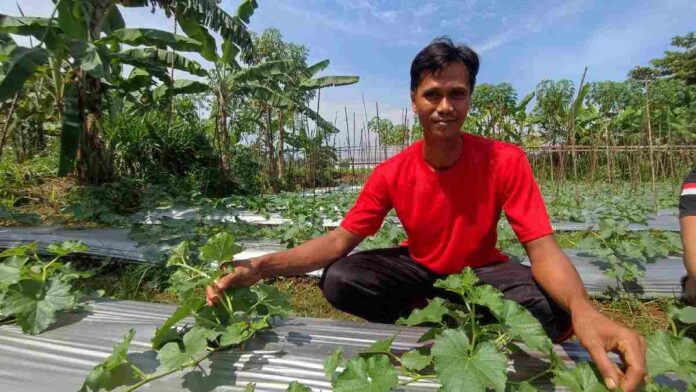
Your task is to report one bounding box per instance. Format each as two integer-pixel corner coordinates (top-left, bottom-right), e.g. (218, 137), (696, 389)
(300, 76), (359, 90)
(105, 28), (204, 53)
(152, 79), (208, 100)
(116, 47), (208, 79)
(0, 46), (50, 101)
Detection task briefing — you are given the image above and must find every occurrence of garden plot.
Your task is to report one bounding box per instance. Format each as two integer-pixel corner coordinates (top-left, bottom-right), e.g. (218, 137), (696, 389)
(0, 298), (644, 392)
(0, 226), (686, 297)
(0, 226), (287, 265)
(133, 204), (680, 232)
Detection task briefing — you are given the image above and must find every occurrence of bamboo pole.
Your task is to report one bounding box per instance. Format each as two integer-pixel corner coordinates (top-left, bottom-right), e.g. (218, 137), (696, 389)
(645, 81), (658, 214)
(0, 93), (19, 162)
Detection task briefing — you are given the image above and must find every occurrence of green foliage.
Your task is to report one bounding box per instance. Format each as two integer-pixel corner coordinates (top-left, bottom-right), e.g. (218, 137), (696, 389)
(0, 241), (92, 334)
(552, 362), (609, 392)
(642, 305), (696, 390)
(434, 331), (507, 392)
(80, 233), (292, 391)
(578, 218), (682, 293)
(334, 355), (399, 392)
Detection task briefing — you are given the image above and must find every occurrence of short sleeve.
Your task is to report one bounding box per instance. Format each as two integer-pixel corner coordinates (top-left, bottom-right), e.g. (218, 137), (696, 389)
(680, 168), (696, 218)
(340, 167), (393, 237)
(502, 150), (554, 243)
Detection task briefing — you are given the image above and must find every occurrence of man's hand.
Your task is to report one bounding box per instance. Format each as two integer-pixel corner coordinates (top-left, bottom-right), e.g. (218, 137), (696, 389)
(206, 258), (263, 306)
(572, 304), (647, 392)
(684, 275), (696, 305)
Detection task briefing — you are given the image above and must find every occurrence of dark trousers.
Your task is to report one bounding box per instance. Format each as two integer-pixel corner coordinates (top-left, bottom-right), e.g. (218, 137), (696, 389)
(319, 247), (573, 343)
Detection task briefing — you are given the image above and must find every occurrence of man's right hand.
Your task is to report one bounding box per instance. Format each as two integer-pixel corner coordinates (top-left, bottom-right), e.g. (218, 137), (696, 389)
(206, 258), (264, 306)
(685, 275), (696, 306)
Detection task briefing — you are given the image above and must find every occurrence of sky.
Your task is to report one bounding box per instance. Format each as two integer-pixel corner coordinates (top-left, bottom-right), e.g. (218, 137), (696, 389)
(3, 0), (695, 127)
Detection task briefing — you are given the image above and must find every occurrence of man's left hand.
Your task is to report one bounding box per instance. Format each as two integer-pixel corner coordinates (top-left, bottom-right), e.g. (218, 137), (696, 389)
(572, 305), (647, 392)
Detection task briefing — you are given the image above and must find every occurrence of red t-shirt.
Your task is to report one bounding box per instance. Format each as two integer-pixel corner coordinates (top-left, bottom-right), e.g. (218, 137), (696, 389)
(340, 133), (553, 274)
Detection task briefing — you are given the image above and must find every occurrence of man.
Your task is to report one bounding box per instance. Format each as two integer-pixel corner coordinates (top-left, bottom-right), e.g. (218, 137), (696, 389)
(208, 38), (646, 391)
(680, 168), (696, 304)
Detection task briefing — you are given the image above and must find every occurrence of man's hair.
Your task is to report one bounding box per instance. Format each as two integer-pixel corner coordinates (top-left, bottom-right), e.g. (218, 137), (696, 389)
(410, 37), (480, 94)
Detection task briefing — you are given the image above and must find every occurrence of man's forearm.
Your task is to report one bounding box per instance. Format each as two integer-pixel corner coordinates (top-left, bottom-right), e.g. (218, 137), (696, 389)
(526, 235), (595, 315)
(681, 216), (696, 278)
(254, 228), (360, 278)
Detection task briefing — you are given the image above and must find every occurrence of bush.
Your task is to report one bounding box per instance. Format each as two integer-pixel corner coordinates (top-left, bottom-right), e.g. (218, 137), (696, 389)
(104, 99), (233, 198)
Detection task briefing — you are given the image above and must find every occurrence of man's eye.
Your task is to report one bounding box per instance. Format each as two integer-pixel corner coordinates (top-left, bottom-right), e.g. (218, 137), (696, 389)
(424, 92), (438, 99)
(452, 91), (467, 98)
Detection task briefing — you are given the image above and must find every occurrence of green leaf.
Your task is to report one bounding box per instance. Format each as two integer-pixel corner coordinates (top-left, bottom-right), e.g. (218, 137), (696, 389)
(334, 355), (398, 392)
(250, 283), (292, 318)
(244, 383), (256, 392)
(552, 362), (609, 392)
(58, 83), (82, 176)
(0, 46), (49, 101)
(0, 15), (59, 40)
(396, 297), (451, 326)
(172, 0), (253, 55)
(166, 241), (191, 268)
(299, 76), (359, 90)
(431, 329), (507, 392)
(285, 381), (312, 392)
(107, 28), (204, 53)
(324, 347), (344, 384)
(70, 41), (107, 79)
(1, 278), (77, 334)
(221, 40), (239, 65)
(236, 0), (258, 24)
(219, 322), (253, 346)
(417, 326), (443, 342)
(304, 59), (330, 78)
(199, 232), (241, 263)
(176, 13), (217, 62)
(47, 240), (88, 257)
(116, 48), (208, 79)
(0, 256), (26, 289)
(400, 348), (432, 372)
(80, 329), (140, 392)
(646, 330), (696, 382)
(0, 243), (36, 257)
(669, 306), (696, 325)
(494, 300), (553, 353)
(151, 302), (197, 350)
(433, 268), (479, 297)
(360, 335), (395, 356)
(57, 0), (88, 40)
(152, 79), (209, 101)
(103, 6), (125, 35)
(157, 326), (214, 372)
(468, 284), (505, 316)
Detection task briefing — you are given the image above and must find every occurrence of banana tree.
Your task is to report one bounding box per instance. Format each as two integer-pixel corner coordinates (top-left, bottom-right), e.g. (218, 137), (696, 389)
(273, 58), (358, 178)
(0, 0), (256, 184)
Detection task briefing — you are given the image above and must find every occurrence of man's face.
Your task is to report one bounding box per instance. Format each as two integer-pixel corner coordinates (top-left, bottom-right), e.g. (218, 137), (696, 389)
(411, 62), (471, 141)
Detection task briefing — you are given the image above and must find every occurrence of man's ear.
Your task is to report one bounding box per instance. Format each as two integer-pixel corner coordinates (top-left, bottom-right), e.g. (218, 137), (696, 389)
(410, 91), (417, 113)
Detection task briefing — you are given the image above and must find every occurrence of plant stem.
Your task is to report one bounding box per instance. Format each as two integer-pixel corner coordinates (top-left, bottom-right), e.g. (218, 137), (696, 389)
(396, 373), (437, 387)
(124, 350), (216, 392)
(176, 263), (211, 280)
(41, 256), (61, 282)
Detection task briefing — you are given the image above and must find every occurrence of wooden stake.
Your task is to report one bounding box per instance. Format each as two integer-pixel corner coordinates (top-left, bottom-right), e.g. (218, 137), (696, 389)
(645, 81), (658, 214)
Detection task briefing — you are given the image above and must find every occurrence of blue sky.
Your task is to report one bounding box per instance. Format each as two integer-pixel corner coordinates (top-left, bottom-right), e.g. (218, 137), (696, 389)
(3, 0), (695, 125)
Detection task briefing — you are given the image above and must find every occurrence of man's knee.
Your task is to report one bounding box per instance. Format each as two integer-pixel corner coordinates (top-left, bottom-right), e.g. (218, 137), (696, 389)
(475, 262), (572, 342)
(319, 257), (358, 308)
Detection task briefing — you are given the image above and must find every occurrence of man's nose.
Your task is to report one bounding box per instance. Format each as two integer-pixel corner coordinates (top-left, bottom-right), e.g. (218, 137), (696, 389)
(437, 97), (453, 114)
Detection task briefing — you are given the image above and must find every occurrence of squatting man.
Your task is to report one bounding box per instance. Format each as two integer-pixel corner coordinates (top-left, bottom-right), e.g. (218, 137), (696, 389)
(207, 38), (647, 391)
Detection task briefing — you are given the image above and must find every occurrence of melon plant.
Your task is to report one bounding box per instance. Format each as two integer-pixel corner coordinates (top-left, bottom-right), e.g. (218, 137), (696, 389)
(0, 240), (95, 334)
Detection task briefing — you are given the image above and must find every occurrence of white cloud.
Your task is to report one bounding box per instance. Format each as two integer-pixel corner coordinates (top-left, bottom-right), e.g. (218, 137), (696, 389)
(472, 0), (591, 53)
